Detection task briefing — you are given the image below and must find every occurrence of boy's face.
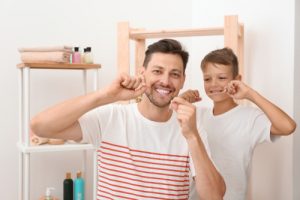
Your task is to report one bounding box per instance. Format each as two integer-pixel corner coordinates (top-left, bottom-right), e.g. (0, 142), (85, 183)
(141, 52), (185, 108)
(202, 62), (234, 102)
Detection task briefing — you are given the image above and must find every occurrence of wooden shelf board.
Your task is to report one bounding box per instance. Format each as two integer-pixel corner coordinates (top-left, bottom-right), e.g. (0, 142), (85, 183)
(17, 142), (95, 153)
(17, 63), (101, 70)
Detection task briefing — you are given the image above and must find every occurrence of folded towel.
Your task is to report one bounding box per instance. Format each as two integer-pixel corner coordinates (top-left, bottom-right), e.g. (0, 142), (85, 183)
(20, 51), (71, 63)
(18, 45), (73, 53)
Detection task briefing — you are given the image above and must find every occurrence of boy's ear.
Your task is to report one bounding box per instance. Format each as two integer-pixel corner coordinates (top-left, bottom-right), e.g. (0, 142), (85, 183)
(235, 74), (242, 81)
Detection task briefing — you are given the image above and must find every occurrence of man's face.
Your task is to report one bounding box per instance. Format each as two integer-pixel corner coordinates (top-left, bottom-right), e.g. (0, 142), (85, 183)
(142, 52), (185, 108)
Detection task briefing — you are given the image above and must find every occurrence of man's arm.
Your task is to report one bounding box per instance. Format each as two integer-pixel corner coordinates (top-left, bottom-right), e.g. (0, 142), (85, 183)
(226, 80), (297, 135)
(170, 97), (225, 200)
(31, 73), (146, 141)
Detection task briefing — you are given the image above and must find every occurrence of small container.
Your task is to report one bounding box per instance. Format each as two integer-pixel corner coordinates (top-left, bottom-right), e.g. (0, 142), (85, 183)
(83, 47), (93, 64)
(63, 172), (73, 200)
(39, 187), (59, 200)
(72, 47), (81, 64)
(74, 171), (85, 200)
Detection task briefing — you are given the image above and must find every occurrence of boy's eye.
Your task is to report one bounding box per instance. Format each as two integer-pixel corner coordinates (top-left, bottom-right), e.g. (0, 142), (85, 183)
(204, 78), (210, 81)
(219, 77), (227, 80)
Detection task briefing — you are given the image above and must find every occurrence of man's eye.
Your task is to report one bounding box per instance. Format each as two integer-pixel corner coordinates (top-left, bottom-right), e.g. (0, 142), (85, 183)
(153, 70), (161, 74)
(172, 73), (180, 78)
(219, 77), (227, 80)
(204, 78), (210, 81)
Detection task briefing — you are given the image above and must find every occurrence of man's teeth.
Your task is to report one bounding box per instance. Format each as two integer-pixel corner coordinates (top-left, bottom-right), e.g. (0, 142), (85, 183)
(156, 89), (170, 94)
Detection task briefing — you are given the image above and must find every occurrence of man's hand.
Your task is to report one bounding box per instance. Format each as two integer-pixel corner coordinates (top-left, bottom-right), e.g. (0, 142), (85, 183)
(105, 73), (146, 101)
(179, 89), (202, 103)
(170, 97), (198, 139)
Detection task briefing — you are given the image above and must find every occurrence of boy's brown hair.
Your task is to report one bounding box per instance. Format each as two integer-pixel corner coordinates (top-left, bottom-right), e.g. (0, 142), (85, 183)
(201, 47), (239, 78)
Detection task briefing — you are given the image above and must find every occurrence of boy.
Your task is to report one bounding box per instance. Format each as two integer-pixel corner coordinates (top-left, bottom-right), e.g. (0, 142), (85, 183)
(181, 47), (296, 200)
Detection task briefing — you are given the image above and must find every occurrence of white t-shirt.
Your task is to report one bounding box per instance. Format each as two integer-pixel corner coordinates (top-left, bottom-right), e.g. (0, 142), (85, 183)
(197, 104), (272, 200)
(79, 103), (210, 199)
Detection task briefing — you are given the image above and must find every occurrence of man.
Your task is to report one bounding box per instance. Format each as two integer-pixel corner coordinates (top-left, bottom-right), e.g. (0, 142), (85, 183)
(31, 39), (225, 199)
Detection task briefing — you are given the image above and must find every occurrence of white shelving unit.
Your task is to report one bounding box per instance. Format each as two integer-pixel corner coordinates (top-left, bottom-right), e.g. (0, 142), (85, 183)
(17, 62), (101, 200)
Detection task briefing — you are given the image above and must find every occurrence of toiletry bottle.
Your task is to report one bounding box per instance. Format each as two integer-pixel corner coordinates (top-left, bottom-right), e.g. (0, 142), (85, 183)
(63, 172), (73, 200)
(39, 187), (59, 200)
(74, 171), (85, 200)
(83, 47), (93, 64)
(72, 47), (81, 64)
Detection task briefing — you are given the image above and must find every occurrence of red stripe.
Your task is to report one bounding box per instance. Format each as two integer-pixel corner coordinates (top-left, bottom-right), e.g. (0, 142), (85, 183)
(100, 179), (189, 196)
(98, 169), (189, 187)
(99, 150), (189, 168)
(99, 165), (189, 182)
(99, 174), (189, 192)
(99, 155), (189, 175)
(97, 194), (113, 200)
(98, 184), (188, 200)
(98, 189), (138, 200)
(99, 158), (188, 178)
(101, 145), (189, 163)
(102, 141), (189, 158)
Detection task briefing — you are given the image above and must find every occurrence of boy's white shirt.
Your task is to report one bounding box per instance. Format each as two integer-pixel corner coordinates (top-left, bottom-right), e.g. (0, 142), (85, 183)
(192, 104), (272, 200)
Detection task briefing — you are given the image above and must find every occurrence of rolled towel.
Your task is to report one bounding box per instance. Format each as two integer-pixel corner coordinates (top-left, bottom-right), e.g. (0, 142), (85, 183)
(30, 135), (49, 146)
(18, 45), (73, 53)
(20, 51), (71, 63)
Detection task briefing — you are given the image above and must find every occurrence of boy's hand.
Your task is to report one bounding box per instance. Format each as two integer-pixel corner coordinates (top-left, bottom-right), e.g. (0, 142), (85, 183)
(179, 89), (202, 103)
(106, 73), (146, 101)
(225, 80), (252, 100)
(170, 97), (198, 139)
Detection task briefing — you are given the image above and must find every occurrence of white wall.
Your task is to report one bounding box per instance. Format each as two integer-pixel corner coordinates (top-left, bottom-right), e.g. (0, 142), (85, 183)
(190, 0), (295, 200)
(0, 0), (295, 199)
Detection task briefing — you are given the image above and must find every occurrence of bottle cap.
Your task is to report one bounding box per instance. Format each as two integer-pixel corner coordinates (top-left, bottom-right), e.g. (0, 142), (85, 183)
(74, 47), (79, 52)
(66, 172), (71, 179)
(77, 171), (82, 178)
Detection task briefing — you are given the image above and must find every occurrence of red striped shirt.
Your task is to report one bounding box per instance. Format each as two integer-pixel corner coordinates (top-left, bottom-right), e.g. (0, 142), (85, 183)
(97, 141), (190, 199)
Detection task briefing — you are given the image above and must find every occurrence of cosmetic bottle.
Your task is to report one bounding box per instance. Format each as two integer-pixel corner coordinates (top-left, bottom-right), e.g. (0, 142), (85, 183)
(74, 171), (85, 200)
(72, 47), (81, 64)
(39, 187), (59, 200)
(83, 47), (93, 64)
(63, 172), (73, 200)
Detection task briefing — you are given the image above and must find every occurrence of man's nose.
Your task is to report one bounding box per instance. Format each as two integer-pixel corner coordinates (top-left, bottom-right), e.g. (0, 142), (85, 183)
(160, 73), (170, 85)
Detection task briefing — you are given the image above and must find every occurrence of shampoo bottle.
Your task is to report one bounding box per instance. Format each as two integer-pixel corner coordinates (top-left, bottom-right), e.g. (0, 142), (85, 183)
(74, 171), (85, 200)
(72, 47), (81, 64)
(63, 172), (73, 200)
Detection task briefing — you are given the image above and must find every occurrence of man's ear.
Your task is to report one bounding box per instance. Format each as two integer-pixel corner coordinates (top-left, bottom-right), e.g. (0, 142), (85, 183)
(180, 73), (186, 89)
(235, 74), (242, 81)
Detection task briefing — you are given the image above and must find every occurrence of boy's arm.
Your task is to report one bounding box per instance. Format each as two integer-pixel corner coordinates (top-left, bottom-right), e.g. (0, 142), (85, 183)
(170, 97), (225, 200)
(227, 80), (296, 135)
(30, 73), (146, 141)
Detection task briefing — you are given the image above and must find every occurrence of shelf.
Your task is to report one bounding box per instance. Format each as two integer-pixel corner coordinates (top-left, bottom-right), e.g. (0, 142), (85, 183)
(17, 143), (95, 153)
(17, 63), (101, 70)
